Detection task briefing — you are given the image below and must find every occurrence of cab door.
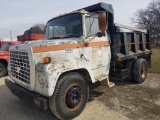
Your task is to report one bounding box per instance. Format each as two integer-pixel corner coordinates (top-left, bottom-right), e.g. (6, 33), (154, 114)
(81, 14), (111, 81)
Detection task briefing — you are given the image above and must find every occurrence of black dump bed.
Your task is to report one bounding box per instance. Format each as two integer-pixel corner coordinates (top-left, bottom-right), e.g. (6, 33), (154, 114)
(113, 24), (151, 62)
(81, 2), (152, 63)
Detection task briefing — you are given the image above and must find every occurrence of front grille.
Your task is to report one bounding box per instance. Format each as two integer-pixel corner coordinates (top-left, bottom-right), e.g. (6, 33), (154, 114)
(10, 50), (30, 84)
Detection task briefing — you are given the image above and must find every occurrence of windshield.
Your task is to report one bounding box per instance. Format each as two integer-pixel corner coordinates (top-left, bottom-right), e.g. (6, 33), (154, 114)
(46, 13), (82, 39)
(1, 42), (10, 51)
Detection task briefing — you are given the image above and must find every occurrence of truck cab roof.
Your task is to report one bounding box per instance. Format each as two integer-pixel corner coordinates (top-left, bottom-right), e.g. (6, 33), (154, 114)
(48, 2), (114, 23)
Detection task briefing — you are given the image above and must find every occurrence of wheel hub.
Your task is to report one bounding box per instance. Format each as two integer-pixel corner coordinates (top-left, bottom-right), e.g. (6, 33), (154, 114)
(141, 64), (147, 79)
(65, 85), (82, 110)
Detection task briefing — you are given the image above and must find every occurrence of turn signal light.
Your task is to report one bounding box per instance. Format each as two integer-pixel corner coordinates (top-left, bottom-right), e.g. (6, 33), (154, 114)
(43, 57), (51, 64)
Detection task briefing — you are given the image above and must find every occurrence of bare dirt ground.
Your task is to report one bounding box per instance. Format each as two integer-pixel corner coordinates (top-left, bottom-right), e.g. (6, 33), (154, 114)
(0, 73), (160, 120)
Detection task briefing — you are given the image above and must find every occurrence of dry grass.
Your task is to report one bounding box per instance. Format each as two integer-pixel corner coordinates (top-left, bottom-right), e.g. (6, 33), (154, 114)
(148, 46), (160, 73)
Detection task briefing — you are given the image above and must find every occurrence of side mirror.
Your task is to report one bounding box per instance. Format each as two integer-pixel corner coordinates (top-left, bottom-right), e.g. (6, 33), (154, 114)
(98, 12), (108, 31)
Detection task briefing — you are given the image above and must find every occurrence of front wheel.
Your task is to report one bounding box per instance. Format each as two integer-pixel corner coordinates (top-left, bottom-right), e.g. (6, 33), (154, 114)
(49, 72), (89, 120)
(0, 61), (7, 77)
(133, 59), (148, 83)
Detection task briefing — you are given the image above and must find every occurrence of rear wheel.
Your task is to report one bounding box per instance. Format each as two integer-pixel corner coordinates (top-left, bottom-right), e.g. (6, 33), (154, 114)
(133, 59), (148, 83)
(0, 61), (7, 77)
(49, 72), (89, 120)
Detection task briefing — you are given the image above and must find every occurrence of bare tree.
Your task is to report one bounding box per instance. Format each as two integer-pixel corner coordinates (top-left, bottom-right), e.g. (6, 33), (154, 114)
(132, 0), (160, 45)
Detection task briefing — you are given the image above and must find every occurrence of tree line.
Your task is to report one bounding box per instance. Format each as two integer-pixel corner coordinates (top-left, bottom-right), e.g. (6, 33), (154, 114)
(132, 0), (160, 45)
(24, 23), (45, 35)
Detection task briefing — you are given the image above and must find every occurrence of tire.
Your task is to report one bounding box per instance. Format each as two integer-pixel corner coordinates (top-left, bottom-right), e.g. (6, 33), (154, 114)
(0, 61), (7, 77)
(133, 59), (148, 83)
(49, 72), (89, 120)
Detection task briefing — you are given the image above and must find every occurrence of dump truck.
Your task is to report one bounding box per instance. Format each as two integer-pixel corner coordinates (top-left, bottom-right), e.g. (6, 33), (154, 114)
(5, 2), (152, 120)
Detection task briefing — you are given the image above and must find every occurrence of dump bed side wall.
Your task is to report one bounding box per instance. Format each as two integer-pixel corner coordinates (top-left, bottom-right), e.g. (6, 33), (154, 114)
(109, 30), (152, 79)
(111, 31), (151, 62)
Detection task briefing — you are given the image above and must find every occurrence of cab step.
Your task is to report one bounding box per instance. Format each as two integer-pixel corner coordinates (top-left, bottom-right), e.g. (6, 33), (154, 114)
(95, 74), (115, 87)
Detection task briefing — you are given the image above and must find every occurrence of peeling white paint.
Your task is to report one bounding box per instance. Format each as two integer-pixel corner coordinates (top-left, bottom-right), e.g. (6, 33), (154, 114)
(24, 38), (78, 48)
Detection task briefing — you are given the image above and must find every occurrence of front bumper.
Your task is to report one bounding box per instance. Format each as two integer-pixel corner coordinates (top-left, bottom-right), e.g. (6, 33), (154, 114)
(5, 78), (48, 110)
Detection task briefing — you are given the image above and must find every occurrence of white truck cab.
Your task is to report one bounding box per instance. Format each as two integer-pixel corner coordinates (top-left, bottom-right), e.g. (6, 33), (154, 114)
(9, 11), (111, 94)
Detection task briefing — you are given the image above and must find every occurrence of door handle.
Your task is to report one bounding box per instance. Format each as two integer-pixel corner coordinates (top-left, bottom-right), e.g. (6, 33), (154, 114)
(81, 53), (89, 61)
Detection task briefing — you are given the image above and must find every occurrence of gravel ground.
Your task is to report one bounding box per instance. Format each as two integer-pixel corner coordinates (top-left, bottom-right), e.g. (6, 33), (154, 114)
(0, 73), (160, 120)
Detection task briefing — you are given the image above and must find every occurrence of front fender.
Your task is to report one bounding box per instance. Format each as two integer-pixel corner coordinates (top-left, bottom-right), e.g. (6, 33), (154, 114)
(0, 56), (9, 62)
(34, 60), (87, 97)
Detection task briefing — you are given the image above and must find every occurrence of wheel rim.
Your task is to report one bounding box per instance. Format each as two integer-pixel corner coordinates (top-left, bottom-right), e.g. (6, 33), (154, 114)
(64, 84), (83, 111)
(141, 63), (147, 79)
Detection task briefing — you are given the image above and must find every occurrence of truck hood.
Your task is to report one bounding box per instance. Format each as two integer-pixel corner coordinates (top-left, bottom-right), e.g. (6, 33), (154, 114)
(24, 38), (79, 48)
(0, 51), (9, 56)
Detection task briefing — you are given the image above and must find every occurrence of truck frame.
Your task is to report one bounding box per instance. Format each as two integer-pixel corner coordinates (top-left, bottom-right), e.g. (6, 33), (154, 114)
(5, 2), (151, 120)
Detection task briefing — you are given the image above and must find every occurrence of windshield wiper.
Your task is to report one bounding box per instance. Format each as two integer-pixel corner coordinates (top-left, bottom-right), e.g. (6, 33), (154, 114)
(49, 34), (80, 40)
(60, 34), (80, 38)
(49, 37), (61, 40)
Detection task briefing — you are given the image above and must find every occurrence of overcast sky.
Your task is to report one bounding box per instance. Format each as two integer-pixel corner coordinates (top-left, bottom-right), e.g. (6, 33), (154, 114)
(0, 0), (152, 39)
